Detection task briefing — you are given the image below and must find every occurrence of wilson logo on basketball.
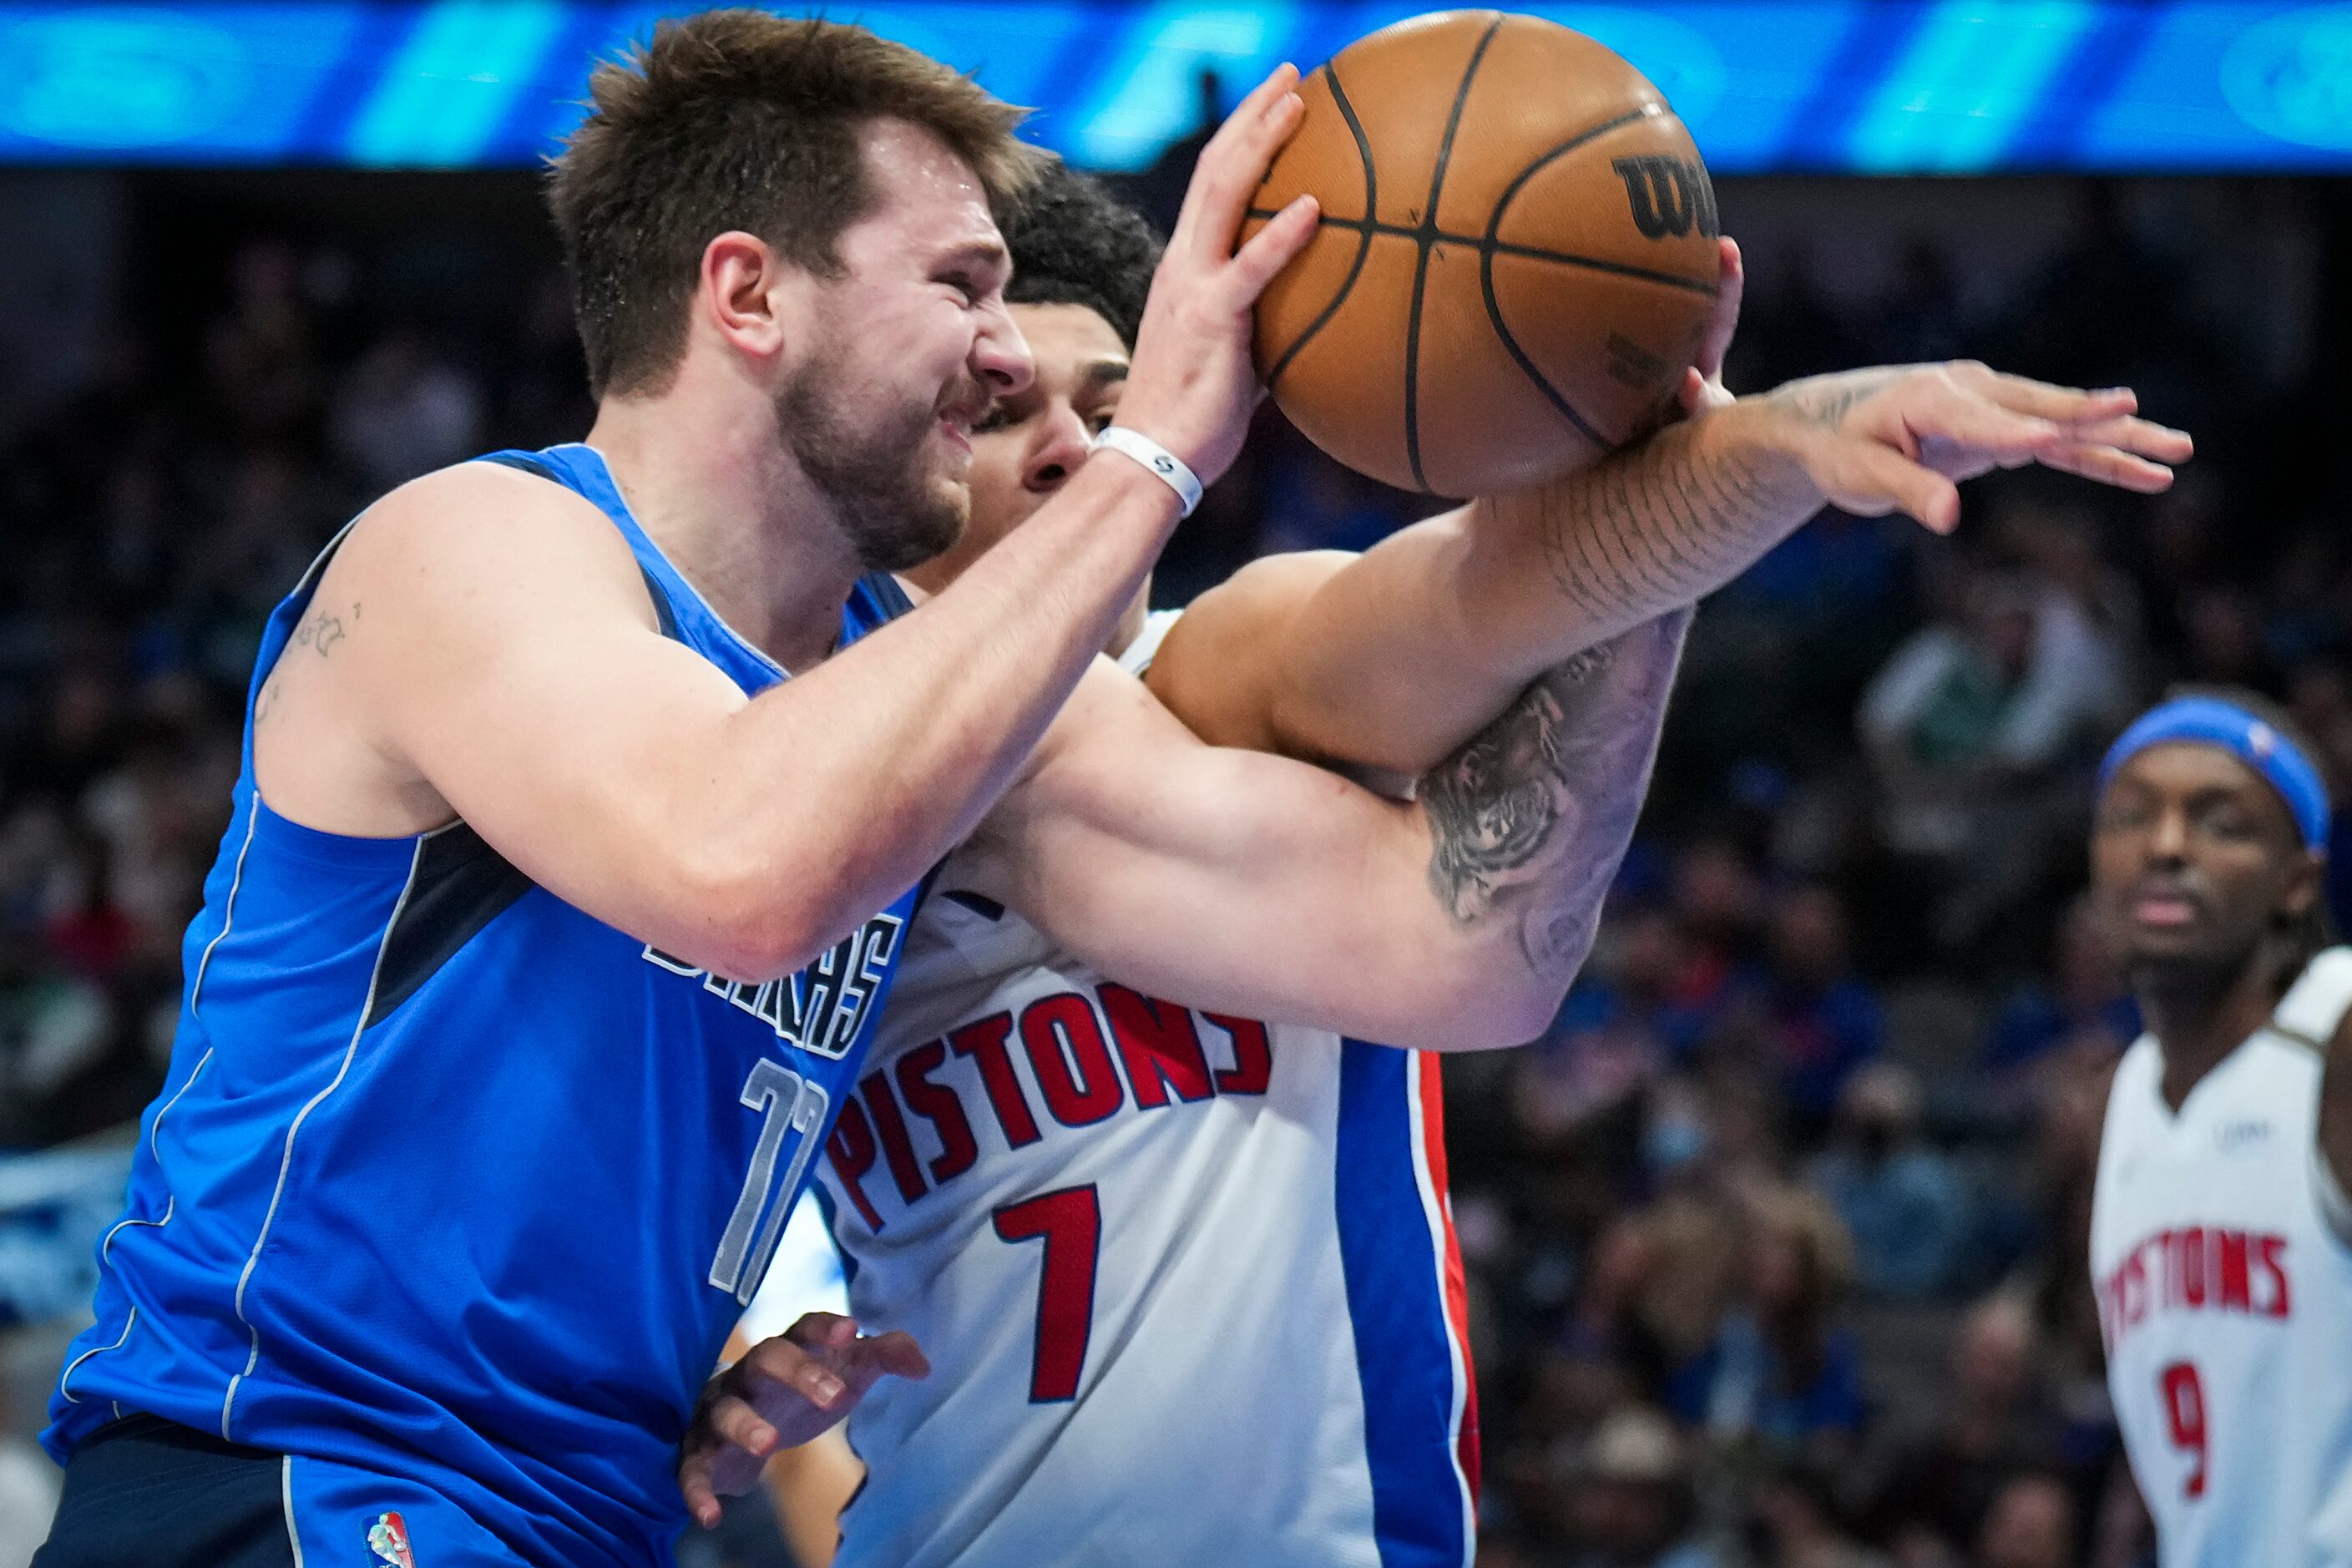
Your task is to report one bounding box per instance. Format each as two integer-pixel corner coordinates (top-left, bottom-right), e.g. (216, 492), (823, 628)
(1611, 155), (1720, 241)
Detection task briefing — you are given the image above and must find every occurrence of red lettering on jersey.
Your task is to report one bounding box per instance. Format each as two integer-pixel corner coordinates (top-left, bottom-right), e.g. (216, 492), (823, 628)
(824, 1098), (886, 1231)
(2181, 1227), (2208, 1308)
(1204, 1013), (1272, 1095)
(2218, 1229), (2253, 1312)
(2258, 1235), (2291, 1318)
(859, 1069), (930, 1204)
(1022, 994), (1125, 1127)
(896, 1039), (978, 1183)
(2124, 1250), (2148, 1329)
(949, 1013), (1041, 1149)
(1099, 984), (1215, 1109)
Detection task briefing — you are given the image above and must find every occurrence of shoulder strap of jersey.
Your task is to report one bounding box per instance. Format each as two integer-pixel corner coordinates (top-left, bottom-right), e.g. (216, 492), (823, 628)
(480, 449), (684, 641)
(2269, 946), (2352, 1052)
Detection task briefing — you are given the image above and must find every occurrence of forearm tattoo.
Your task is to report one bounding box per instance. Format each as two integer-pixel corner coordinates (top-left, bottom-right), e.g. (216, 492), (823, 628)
(1420, 609), (1691, 980)
(1521, 412), (1818, 642)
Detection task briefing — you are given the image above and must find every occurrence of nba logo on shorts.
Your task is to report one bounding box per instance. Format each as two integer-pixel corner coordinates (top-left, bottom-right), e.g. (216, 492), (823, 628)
(367, 1512), (416, 1567)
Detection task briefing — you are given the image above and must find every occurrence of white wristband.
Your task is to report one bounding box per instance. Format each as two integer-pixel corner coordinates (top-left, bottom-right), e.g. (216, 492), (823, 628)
(1091, 427), (1202, 518)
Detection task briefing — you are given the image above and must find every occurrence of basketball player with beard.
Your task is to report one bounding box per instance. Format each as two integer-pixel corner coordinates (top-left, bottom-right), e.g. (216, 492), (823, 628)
(685, 165), (2193, 1568)
(2086, 690), (2349, 1568)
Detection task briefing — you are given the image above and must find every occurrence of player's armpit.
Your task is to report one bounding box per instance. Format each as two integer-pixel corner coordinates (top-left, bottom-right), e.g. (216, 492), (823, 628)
(958, 660), (1561, 1049)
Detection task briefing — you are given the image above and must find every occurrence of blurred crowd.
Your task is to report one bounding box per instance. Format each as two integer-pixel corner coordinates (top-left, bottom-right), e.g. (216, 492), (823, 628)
(0, 168), (2346, 1568)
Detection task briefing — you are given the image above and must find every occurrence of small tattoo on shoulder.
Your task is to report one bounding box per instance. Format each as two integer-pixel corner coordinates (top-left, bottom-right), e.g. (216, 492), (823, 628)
(293, 600), (358, 658)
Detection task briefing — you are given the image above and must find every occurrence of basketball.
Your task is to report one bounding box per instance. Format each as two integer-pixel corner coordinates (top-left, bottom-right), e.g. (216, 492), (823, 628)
(1247, 10), (1722, 498)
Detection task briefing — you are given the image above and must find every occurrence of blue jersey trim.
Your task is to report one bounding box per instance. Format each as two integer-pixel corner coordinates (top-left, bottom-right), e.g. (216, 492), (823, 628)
(1334, 1041), (1472, 1568)
(220, 832), (427, 1441)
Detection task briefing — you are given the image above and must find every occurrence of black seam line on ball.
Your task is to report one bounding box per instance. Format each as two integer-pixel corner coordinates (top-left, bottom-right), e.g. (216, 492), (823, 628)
(1241, 212), (1722, 299)
(1267, 61), (1378, 391)
(1404, 12), (1505, 495)
(1474, 104), (1683, 458)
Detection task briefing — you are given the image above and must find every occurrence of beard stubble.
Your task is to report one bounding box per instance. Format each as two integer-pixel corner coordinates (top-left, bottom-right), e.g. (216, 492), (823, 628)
(776, 331), (973, 574)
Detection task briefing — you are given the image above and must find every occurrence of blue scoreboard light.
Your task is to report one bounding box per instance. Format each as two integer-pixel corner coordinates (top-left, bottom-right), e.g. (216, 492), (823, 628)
(0, 1), (2347, 172)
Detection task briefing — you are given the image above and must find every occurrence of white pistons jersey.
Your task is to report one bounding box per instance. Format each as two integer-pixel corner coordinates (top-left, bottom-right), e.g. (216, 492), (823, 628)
(2090, 947), (2352, 1568)
(805, 614), (1479, 1568)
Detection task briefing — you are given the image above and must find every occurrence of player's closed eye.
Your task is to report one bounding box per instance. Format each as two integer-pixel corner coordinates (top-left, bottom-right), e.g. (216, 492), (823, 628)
(2097, 796), (2156, 834)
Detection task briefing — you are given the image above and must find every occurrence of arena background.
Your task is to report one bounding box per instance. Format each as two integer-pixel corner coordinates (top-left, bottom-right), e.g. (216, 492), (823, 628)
(0, 3), (2349, 1565)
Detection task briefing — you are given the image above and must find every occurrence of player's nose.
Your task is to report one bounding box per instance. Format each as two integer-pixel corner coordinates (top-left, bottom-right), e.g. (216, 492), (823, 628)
(1026, 404), (1092, 493)
(2147, 804), (2193, 863)
(974, 303), (1034, 397)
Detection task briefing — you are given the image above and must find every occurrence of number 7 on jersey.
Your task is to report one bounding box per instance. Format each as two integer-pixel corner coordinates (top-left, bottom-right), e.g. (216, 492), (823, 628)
(993, 1186), (1101, 1403)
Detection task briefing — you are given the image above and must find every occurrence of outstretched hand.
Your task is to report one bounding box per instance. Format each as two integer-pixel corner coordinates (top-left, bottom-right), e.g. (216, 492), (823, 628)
(1765, 360), (2193, 534)
(677, 1313), (928, 1528)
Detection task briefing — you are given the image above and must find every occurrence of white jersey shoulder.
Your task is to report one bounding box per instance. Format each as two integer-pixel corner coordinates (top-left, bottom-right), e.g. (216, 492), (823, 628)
(2091, 947), (2352, 1568)
(798, 604), (1478, 1568)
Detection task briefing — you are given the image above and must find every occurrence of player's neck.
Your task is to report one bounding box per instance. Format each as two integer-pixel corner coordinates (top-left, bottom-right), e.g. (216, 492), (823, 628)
(586, 391), (866, 675)
(2142, 946), (2288, 1111)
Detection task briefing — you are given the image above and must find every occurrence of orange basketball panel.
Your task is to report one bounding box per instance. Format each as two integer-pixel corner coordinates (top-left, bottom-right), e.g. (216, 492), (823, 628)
(1429, 13), (1675, 238)
(1254, 61), (1373, 226)
(1485, 250), (1715, 451)
(1265, 235), (1424, 493)
(1410, 242), (1614, 496)
(1317, 10), (1505, 231)
(1248, 209), (1375, 383)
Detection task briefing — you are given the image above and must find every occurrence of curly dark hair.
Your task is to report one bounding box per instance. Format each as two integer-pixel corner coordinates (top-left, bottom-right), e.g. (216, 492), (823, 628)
(1000, 159), (1162, 352)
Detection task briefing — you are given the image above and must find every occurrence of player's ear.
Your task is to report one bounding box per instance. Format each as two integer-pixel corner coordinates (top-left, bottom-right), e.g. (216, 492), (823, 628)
(2281, 849), (2327, 922)
(701, 231), (793, 365)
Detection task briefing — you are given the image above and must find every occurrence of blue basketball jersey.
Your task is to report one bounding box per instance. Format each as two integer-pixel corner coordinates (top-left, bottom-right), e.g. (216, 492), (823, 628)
(43, 443), (926, 1567)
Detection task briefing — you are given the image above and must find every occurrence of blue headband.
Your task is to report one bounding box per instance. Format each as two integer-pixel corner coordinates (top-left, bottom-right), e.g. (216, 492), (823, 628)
(2097, 695), (2332, 850)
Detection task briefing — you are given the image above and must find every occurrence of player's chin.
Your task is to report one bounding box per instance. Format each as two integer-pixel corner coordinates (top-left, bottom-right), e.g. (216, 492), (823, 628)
(2117, 923), (2228, 970)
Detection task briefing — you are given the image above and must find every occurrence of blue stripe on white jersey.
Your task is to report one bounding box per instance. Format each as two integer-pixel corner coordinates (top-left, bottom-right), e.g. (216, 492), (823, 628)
(1336, 1041), (1478, 1568)
(44, 444), (924, 1568)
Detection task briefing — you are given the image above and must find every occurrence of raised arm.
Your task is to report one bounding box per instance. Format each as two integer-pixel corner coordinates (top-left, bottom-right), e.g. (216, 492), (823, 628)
(959, 610), (1687, 1050)
(258, 73), (1322, 984)
(1149, 249), (2190, 776)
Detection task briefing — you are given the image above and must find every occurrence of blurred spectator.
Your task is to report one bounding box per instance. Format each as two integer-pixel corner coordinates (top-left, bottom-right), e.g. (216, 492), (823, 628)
(1751, 1459), (1890, 1568)
(1517, 910), (1712, 1140)
(1981, 898), (2138, 1084)
(200, 240), (322, 441)
(2176, 585), (2284, 693)
(1739, 884), (1884, 1135)
(1971, 1474), (2075, 1568)
(1541, 1216), (1677, 1437)
(330, 326), (486, 492)
(1859, 564), (2126, 953)
(1859, 1294), (2066, 1561)
(1668, 1186), (1863, 1459)
(1557, 1406), (1722, 1568)
(1807, 1065), (1970, 1300)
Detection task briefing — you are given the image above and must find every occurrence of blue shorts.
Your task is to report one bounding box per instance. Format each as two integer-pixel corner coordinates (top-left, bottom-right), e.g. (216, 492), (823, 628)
(36, 1415), (524, 1566)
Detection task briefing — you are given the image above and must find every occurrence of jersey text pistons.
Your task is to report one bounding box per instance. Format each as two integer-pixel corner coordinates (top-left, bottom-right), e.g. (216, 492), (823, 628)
(825, 982), (1272, 1227)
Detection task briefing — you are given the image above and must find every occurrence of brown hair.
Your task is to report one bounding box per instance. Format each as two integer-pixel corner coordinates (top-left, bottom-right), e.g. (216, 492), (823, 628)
(547, 10), (1040, 399)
